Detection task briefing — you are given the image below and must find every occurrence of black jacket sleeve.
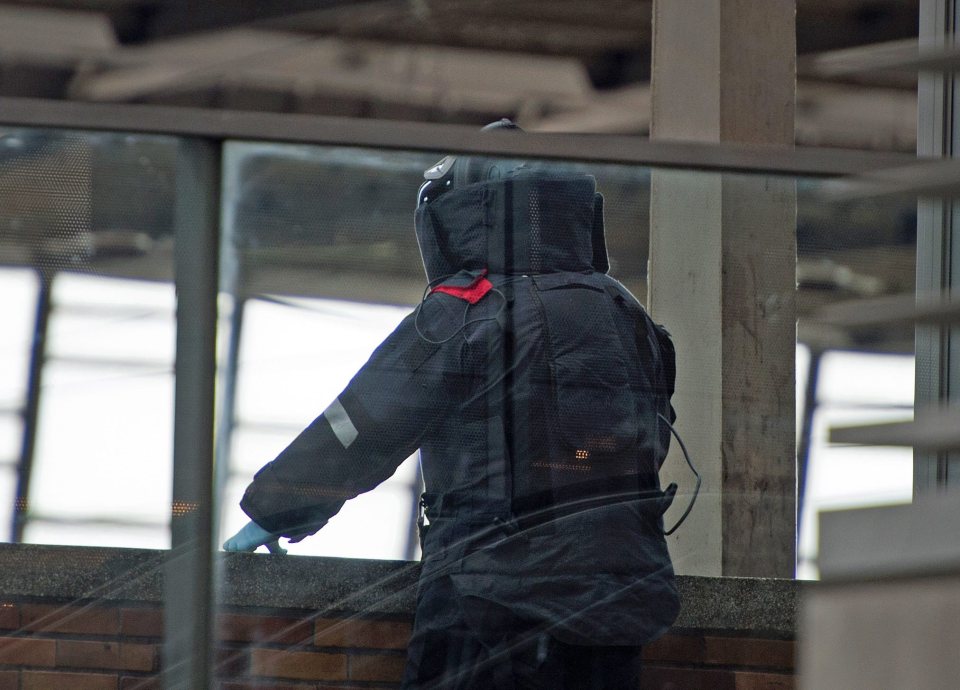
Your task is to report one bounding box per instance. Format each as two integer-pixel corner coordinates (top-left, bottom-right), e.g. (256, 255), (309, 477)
(239, 295), (468, 539)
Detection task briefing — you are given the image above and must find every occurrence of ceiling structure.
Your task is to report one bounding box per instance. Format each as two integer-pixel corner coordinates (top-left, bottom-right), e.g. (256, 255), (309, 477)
(0, 0), (920, 150)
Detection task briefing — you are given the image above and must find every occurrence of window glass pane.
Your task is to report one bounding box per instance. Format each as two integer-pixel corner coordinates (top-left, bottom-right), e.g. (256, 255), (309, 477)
(235, 297), (408, 425)
(797, 350), (915, 575)
(795, 177), (916, 580)
(0, 127), (178, 547)
(46, 274), (176, 362)
(0, 268), (36, 409)
(0, 417), (20, 467)
(220, 294), (418, 559)
(31, 336), (173, 524)
(818, 351), (915, 407)
(0, 268), (37, 521)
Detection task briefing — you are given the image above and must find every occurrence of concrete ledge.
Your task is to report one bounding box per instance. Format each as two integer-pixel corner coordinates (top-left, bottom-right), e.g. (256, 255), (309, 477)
(0, 544), (798, 636)
(675, 575), (799, 639)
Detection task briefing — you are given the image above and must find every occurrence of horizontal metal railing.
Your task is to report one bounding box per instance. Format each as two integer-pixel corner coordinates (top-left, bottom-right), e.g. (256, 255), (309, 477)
(0, 96), (915, 176)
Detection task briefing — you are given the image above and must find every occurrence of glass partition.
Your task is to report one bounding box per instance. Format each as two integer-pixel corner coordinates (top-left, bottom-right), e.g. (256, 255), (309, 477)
(0, 119), (923, 687)
(0, 130), (919, 567)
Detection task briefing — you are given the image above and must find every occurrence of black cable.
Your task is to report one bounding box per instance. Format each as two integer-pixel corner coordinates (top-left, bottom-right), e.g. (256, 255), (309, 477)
(413, 274), (507, 345)
(658, 412), (702, 536)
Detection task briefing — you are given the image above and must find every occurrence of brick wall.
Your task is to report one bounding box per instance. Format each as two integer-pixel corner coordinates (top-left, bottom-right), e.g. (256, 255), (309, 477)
(642, 633), (796, 690)
(0, 598), (794, 689)
(0, 546), (800, 689)
(0, 600), (411, 689)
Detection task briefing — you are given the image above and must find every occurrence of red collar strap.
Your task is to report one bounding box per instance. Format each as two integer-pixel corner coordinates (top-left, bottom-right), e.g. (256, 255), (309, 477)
(430, 269), (493, 305)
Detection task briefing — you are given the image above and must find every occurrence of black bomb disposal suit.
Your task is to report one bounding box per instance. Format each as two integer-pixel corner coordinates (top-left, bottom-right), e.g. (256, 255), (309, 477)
(238, 160), (681, 689)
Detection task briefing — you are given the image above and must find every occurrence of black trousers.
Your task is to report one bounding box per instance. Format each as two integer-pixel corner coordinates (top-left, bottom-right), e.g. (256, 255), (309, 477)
(402, 579), (643, 690)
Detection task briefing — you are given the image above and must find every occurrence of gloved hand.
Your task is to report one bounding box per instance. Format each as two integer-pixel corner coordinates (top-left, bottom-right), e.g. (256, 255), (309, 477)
(223, 520), (287, 554)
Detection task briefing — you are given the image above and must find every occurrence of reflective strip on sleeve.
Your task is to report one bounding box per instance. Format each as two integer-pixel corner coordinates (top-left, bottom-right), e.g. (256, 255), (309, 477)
(323, 397), (359, 449)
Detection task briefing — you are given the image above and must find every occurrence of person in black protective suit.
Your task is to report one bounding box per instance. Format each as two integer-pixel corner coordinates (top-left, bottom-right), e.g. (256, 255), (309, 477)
(225, 119), (682, 689)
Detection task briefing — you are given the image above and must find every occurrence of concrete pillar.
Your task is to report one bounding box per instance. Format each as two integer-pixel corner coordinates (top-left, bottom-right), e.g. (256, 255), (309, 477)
(649, 0), (797, 577)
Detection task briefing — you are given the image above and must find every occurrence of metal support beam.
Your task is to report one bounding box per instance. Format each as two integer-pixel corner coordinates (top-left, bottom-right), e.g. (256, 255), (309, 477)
(164, 139), (220, 690)
(10, 269), (51, 543)
(797, 348), (823, 536)
(0, 96), (914, 177)
(916, 0), (960, 491)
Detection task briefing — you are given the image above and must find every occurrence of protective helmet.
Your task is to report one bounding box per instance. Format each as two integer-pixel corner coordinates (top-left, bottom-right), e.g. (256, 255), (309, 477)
(413, 118), (611, 282)
(417, 119), (525, 208)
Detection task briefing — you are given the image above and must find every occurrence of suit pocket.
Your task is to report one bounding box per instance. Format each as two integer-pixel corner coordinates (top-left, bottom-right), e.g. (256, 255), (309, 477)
(534, 276), (638, 454)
